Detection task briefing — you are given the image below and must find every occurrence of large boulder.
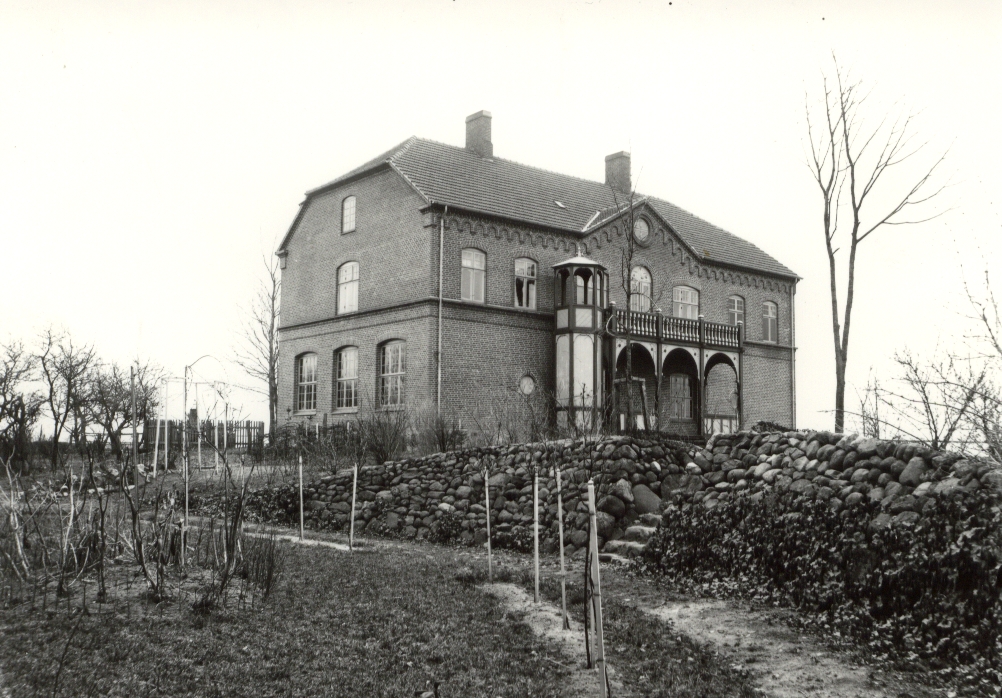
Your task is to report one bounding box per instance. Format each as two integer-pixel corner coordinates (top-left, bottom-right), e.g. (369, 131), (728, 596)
(611, 479), (635, 504)
(597, 495), (626, 518)
(632, 484), (662, 514)
(899, 457), (929, 487)
(595, 511), (616, 538)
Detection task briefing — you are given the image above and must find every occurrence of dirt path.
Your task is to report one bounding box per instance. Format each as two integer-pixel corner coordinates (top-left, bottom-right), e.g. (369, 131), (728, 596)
(648, 598), (930, 698)
(482, 582), (627, 697)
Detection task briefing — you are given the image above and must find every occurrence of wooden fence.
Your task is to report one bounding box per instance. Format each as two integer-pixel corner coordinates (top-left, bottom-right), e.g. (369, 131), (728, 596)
(142, 419), (265, 459)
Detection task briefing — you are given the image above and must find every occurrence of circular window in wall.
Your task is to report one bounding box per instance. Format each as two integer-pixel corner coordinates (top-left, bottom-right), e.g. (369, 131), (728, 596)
(634, 218), (650, 243)
(519, 374), (536, 395)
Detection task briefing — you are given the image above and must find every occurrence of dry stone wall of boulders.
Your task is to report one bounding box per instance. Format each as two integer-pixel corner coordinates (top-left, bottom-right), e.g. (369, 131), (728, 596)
(677, 430), (1002, 522)
(294, 435), (693, 555)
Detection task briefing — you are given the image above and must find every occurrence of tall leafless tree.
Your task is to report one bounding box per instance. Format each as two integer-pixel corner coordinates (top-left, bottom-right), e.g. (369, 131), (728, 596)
(86, 360), (162, 461)
(235, 255), (281, 438)
(0, 340), (43, 467)
(36, 329), (96, 468)
(806, 57), (949, 432)
(608, 189), (667, 432)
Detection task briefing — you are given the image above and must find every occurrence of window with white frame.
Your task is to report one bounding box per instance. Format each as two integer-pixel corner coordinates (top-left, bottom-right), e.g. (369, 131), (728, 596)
(338, 262), (359, 314)
(378, 341), (406, 407)
(295, 353), (317, 412)
(673, 286), (699, 319)
(341, 196), (356, 234)
(514, 258), (537, 309)
(727, 295), (745, 326)
(763, 301), (778, 342)
(634, 217), (650, 242)
(629, 266), (652, 312)
(335, 347), (358, 410)
(461, 249), (486, 303)
(668, 374), (692, 420)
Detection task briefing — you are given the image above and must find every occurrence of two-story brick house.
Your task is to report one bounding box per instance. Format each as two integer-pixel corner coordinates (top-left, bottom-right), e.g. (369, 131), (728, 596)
(277, 111), (799, 436)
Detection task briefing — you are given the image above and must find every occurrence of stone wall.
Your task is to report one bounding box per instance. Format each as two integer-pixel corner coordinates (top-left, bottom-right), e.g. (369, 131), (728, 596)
(300, 435), (691, 556)
(677, 431), (1002, 526)
(278, 429), (1002, 553)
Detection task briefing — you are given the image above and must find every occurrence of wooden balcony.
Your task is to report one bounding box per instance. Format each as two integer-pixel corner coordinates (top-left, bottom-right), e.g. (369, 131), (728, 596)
(608, 308), (742, 350)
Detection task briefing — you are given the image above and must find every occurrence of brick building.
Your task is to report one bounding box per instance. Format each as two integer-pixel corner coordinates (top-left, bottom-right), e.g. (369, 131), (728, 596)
(277, 111), (799, 436)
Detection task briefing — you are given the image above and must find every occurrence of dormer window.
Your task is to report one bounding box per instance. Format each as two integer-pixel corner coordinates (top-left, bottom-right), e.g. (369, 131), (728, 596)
(341, 196), (356, 234)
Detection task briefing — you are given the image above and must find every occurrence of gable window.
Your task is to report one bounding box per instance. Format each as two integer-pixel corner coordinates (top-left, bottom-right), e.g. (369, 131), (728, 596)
(338, 262), (359, 314)
(668, 374), (693, 420)
(634, 217), (650, 243)
(461, 249), (486, 303)
(763, 301), (778, 343)
(341, 196), (356, 234)
(727, 295), (745, 326)
(295, 353), (317, 412)
(514, 258), (537, 309)
(629, 266), (652, 312)
(673, 286), (699, 319)
(378, 341), (406, 407)
(335, 347), (358, 410)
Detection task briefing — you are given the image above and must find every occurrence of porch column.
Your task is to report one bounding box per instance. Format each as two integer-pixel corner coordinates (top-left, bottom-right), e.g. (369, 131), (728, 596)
(737, 321), (744, 429)
(697, 315), (705, 437)
(654, 307), (663, 428)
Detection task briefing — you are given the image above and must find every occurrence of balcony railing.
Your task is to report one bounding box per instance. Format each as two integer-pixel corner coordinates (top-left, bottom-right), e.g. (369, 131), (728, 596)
(609, 308), (741, 349)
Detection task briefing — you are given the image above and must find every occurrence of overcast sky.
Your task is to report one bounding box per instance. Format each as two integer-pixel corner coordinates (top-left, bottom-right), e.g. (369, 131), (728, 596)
(2, 0), (1000, 430)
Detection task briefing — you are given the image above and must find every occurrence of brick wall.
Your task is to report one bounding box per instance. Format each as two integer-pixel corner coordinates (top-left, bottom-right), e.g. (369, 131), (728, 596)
(281, 167), (433, 328)
(742, 343), (795, 427)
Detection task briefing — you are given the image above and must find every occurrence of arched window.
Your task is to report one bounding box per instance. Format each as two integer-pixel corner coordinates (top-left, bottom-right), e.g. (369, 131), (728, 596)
(629, 266), (652, 312)
(727, 295), (745, 326)
(335, 347), (358, 410)
(461, 249), (486, 303)
(763, 301), (778, 342)
(378, 341), (406, 407)
(514, 258), (537, 309)
(337, 262), (359, 314)
(295, 353), (317, 412)
(341, 196), (356, 234)
(574, 269), (593, 305)
(673, 286), (699, 319)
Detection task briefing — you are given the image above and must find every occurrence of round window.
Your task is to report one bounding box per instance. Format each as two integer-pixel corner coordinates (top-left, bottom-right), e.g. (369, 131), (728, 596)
(519, 374), (536, 395)
(634, 218), (650, 242)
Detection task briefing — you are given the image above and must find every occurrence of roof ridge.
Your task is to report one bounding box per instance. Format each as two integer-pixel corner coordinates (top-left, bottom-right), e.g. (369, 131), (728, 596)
(405, 136), (620, 192)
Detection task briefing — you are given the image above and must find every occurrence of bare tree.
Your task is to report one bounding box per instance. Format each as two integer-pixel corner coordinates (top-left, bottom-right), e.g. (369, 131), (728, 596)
(86, 360), (162, 461)
(607, 188), (668, 432)
(36, 329), (96, 468)
(0, 340), (43, 468)
(806, 57), (949, 432)
(235, 255), (280, 438)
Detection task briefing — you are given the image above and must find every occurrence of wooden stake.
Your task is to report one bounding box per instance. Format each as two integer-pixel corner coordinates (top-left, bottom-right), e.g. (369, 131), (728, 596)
(163, 381), (169, 476)
(213, 402), (219, 470)
(484, 468), (492, 583)
(533, 470), (540, 604)
(130, 366), (139, 514)
(152, 382), (162, 479)
(349, 463), (359, 551)
(587, 480), (608, 696)
(298, 454), (305, 542)
(556, 465), (569, 630)
(195, 384), (202, 469)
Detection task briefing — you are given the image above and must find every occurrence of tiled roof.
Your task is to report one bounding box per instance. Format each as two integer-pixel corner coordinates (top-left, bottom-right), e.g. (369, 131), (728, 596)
(295, 137), (797, 279)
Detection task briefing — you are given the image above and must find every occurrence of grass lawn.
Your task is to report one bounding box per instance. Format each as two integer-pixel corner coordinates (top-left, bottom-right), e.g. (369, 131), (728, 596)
(0, 540), (571, 697)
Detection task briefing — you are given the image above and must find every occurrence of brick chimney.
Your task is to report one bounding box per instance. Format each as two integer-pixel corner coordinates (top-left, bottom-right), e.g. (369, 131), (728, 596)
(605, 151), (631, 193)
(465, 110), (493, 158)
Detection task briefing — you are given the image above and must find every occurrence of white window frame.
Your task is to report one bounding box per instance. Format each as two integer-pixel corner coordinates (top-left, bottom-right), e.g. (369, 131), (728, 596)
(338, 262), (359, 314)
(335, 347), (358, 410)
(295, 353), (317, 413)
(514, 258), (537, 309)
(378, 341), (406, 407)
(461, 249), (486, 303)
(673, 286), (699, 319)
(341, 196), (356, 234)
(634, 217), (650, 243)
(727, 295), (745, 326)
(763, 301), (778, 343)
(629, 266), (652, 312)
